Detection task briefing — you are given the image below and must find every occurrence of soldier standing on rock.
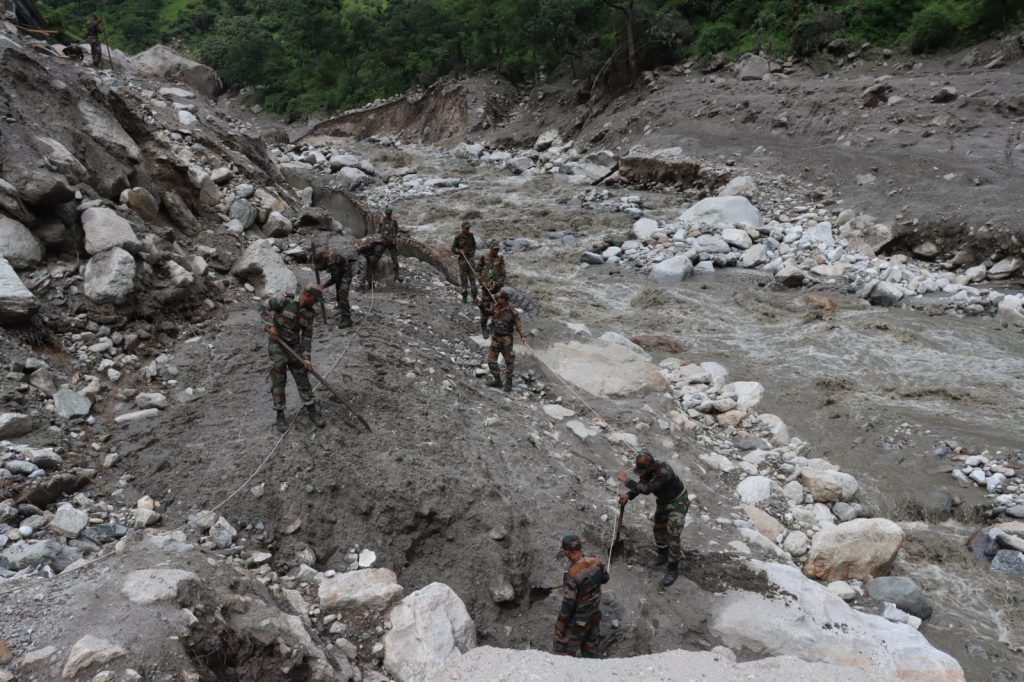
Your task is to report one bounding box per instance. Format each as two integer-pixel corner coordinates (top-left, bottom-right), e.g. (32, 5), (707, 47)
(553, 534), (609, 658)
(85, 14), (105, 67)
(476, 242), (506, 338)
(486, 291), (525, 392)
(451, 221), (477, 303)
(617, 450), (690, 586)
(262, 286), (327, 432)
(315, 249), (355, 328)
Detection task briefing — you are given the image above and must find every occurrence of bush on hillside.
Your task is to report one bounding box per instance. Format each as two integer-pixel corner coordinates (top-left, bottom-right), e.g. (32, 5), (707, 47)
(693, 20), (739, 56)
(907, 3), (961, 53)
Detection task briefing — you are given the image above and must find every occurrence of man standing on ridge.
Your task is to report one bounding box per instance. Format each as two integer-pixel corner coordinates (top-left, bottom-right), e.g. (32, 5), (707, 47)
(553, 534), (609, 658)
(262, 286), (327, 432)
(85, 14), (105, 68)
(486, 290), (525, 392)
(476, 242), (506, 338)
(617, 450), (690, 586)
(451, 221), (477, 303)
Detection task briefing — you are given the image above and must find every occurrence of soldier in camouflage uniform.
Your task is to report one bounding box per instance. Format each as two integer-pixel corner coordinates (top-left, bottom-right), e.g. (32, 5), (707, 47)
(476, 242), (506, 338)
(262, 286), (327, 432)
(315, 250), (355, 328)
(486, 291), (525, 392)
(553, 534), (609, 658)
(450, 221), (477, 303)
(379, 206), (401, 282)
(617, 451), (690, 586)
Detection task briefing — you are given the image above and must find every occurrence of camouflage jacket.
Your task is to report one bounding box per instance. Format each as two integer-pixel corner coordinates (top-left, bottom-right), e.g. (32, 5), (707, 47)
(558, 555), (609, 622)
(380, 216), (400, 243)
(626, 461), (686, 505)
(490, 305), (522, 338)
(321, 253), (353, 288)
(261, 294), (314, 358)
(477, 254), (506, 290)
(451, 232), (477, 259)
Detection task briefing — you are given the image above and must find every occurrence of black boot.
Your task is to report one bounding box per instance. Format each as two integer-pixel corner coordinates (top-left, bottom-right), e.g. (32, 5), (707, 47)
(338, 316), (353, 329)
(503, 375), (512, 392)
(486, 374), (502, 387)
(663, 562), (679, 587)
(275, 410), (288, 433)
(306, 404), (326, 428)
(647, 548), (669, 569)
(480, 318), (490, 339)
(461, 291), (468, 303)
(471, 288), (478, 302)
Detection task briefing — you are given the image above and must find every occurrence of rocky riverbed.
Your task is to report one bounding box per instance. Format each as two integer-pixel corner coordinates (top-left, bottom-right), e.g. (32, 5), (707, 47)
(2, 15), (1023, 682)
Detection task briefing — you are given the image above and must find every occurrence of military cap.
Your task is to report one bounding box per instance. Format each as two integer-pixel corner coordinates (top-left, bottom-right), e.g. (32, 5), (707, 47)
(561, 534), (582, 551)
(461, 220), (471, 228)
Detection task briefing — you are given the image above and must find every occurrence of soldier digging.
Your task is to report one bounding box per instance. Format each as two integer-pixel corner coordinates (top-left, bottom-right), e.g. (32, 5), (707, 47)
(262, 286), (327, 432)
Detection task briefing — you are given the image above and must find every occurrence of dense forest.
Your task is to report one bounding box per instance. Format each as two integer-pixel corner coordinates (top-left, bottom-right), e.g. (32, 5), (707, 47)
(37, 0), (1024, 116)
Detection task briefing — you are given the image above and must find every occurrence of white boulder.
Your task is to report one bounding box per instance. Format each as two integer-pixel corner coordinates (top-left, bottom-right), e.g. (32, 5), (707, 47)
(680, 196), (762, 228)
(84, 247), (136, 304)
(804, 518), (905, 582)
(383, 583), (476, 681)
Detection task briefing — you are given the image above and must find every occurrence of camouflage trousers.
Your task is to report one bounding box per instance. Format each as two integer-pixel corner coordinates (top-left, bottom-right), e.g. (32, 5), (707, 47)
(653, 492), (689, 563)
(89, 40), (102, 67)
(487, 335), (515, 378)
(268, 341), (314, 410)
(553, 609), (601, 658)
(331, 276), (352, 319)
(457, 260), (477, 296)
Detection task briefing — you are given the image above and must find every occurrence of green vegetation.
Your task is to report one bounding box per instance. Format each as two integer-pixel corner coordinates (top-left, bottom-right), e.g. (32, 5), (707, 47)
(36, 0), (1023, 117)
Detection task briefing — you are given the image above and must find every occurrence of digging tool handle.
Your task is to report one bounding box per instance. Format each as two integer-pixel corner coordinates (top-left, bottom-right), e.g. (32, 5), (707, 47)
(607, 504), (624, 570)
(275, 339), (372, 432)
(311, 242), (328, 322)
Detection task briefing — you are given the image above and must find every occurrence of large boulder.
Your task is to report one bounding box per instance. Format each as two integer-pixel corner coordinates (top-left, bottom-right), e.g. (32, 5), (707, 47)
(131, 45), (224, 99)
(618, 147), (730, 190)
(81, 207), (140, 255)
(84, 247), (137, 305)
(121, 569), (199, 604)
(804, 518), (905, 582)
(0, 178), (32, 223)
(865, 576), (932, 619)
(721, 381), (764, 409)
(0, 215), (43, 269)
(0, 255), (38, 322)
(532, 340), (671, 397)
(680, 196), (762, 228)
(649, 254), (694, 283)
(228, 199), (258, 230)
(736, 54), (770, 80)
(231, 239), (297, 296)
(383, 583), (476, 682)
(77, 100), (141, 163)
(4, 164), (74, 206)
(162, 191), (200, 234)
(318, 568), (404, 613)
(711, 560), (965, 681)
(35, 136), (88, 183)
(632, 217), (661, 241)
(0, 412), (33, 438)
(120, 187), (160, 222)
(800, 468), (859, 503)
(61, 635), (126, 680)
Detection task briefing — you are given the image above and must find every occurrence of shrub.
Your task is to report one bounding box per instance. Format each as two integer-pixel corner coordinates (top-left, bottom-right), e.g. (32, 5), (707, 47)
(907, 2), (960, 53)
(693, 21), (739, 56)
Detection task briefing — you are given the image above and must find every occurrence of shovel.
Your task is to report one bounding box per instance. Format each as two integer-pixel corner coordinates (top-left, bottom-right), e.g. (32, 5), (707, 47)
(607, 504), (625, 569)
(275, 338), (371, 432)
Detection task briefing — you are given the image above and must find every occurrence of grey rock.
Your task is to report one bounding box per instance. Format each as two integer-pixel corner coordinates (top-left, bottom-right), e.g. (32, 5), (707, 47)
(61, 635), (126, 680)
(0, 412), (33, 438)
(0, 256), (38, 322)
(81, 207), (140, 255)
(991, 549), (1024, 576)
(121, 568), (198, 604)
(229, 199), (258, 230)
(774, 263), (805, 287)
(210, 167), (234, 185)
(931, 86), (957, 103)
(135, 392), (169, 410)
(162, 191), (200, 234)
(737, 54), (770, 81)
(4, 459), (37, 475)
(27, 368), (57, 396)
(0, 215), (43, 269)
(84, 247), (136, 305)
(1, 538), (79, 571)
(119, 187), (160, 222)
(232, 239), (297, 296)
(489, 577), (515, 603)
(866, 280), (904, 307)
(78, 100), (141, 162)
(208, 516), (237, 548)
(579, 252), (605, 265)
(1006, 505), (1024, 519)
(5, 164), (74, 206)
(114, 408), (160, 424)
(988, 256), (1022, 280)
(264, 211), (292, 238)
(54, 388), (92, 418)
(50, 505), (89, 538)
(0, 177), (32, 223)
(132, 44), (223, 98)
(649, 255), (695, 283)
(29, 449), (62, 470)
(866, 576), (932, 619)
